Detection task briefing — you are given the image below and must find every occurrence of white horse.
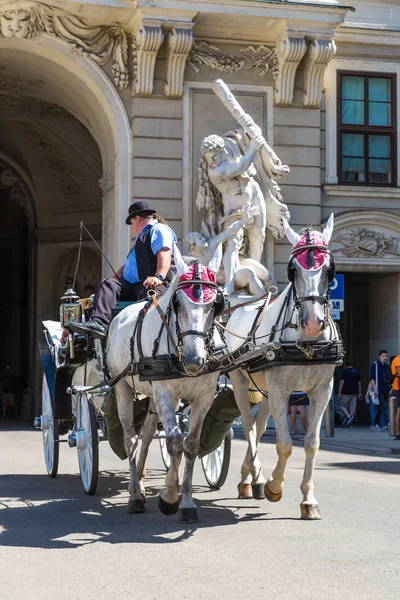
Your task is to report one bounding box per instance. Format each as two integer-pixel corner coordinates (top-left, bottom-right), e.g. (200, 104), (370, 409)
(226, 214), (342, 519)
(106, 244), (223, 523)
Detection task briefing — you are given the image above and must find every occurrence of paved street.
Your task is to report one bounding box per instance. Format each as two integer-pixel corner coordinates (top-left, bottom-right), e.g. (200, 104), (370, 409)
(1, 424), (399, 600)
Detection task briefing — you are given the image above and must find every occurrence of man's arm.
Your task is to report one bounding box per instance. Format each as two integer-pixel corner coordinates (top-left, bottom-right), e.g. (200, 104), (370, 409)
(143, 248), (172, 289)
(358, 380), (362, 398)
(338, 379), (344, 396)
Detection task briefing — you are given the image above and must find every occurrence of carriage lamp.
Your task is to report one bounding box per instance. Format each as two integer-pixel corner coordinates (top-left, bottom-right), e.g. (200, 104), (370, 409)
(60, 288), (82, 329)
(60, 288), (82, 359)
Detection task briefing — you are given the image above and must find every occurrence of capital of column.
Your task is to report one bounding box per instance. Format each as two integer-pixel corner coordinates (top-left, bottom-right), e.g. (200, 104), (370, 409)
(165, 25), (194, 98)
(274, 35), (307, 105)
(303, 38), (337, 107)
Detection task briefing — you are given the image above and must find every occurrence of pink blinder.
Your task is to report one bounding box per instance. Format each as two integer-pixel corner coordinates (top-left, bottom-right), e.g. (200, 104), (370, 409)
(179, 263), (216, 303)
(293, 232), (327, 270)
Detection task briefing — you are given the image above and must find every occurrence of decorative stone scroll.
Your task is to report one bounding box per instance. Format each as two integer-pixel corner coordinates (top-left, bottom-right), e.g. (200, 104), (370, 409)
(165, 25), (194, 98)
(274, 35), (307, 105)
(132, 23), (164, 96)
(303, 38), (336, 107)
(0, 2), (129, 89)
(188, 40), (279, 80)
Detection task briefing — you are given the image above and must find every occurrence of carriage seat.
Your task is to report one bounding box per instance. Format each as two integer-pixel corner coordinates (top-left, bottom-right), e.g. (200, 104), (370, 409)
(111, 299), (144, 319)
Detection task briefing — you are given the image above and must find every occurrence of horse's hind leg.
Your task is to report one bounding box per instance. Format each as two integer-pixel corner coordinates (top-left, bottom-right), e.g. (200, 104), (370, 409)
(136, 399), (158, 499)
(115, 380), (144, 514)
(230, 370), (267, 499)
(265, 387), (292, 503)
(300, 381), (332, 520)
(240, 396), (271, 500)
(154, 388), (184, 516)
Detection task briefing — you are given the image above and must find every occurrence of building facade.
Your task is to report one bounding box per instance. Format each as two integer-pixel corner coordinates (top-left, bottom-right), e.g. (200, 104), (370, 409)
(0, 0), (398, 416)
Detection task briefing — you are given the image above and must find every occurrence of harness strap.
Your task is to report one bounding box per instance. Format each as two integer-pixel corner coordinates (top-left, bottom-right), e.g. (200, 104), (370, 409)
(148, 290), (179, 355)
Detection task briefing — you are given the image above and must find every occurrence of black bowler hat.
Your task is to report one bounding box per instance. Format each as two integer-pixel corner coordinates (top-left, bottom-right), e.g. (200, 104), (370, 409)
(125, 201), (156, 225)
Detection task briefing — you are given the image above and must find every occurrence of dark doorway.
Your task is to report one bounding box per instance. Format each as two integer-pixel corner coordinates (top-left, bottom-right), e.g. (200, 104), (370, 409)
(339, 271), (399, 423)
(0, 186), (29, 417)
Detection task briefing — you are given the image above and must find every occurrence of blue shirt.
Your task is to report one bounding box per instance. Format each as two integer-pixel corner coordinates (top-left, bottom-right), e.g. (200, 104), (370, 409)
(370, 360), (390, 394)
(122, 220), (177, 284)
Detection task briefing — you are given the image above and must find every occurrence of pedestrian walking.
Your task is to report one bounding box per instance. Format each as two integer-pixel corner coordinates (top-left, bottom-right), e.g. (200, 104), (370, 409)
(388, 353), (400, 440)
(338, 359), (362, 427)
(368, 350), (390, 430)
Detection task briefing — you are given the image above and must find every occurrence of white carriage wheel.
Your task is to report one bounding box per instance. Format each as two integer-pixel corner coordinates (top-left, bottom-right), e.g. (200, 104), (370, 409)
(201, 432), (231, 489)
(159, 437), (171, 471)
(76, 393), (99, 495)
(42, 373), (59, 478)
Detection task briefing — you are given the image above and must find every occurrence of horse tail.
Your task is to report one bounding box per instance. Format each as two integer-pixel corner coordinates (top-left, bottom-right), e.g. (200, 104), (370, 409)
(249, 390), (263, 405)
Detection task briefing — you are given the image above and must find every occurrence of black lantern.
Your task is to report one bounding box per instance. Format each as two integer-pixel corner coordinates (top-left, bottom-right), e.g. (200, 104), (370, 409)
(60, 288), (82, 330)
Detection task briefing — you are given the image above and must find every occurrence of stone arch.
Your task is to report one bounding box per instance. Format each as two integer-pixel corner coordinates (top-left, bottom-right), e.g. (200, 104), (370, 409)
(0, 33), (132, 267)
(0, 153), (38, 232)
(332, 211), (400, 272)
(54, 247), (101, 307)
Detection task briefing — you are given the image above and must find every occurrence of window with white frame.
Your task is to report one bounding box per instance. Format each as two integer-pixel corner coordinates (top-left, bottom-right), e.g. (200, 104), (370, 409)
(337, 72), (396, 186)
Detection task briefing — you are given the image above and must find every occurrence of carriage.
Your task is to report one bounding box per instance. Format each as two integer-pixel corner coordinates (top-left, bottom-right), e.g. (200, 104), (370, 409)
(35, 216), (345, 522)
(36, 307), (232, 496)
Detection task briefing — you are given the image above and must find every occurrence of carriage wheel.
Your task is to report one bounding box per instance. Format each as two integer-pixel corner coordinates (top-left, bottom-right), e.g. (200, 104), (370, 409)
(42, 373), (59, 478)
(76, 393), (99, 495)
(201, 432), (231, 489)
(159, 437), (171, 471)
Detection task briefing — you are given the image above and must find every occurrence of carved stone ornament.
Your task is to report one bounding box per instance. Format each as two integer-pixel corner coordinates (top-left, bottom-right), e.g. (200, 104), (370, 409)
(165, 25), (194, 98)
(274, 35), (307, 105)
(0, 2), (129, 89)
(188, 41), (279, 80)
(303, 38), (336, 107)
(132, 23), (164, 96)
(333, 228), (400, 259)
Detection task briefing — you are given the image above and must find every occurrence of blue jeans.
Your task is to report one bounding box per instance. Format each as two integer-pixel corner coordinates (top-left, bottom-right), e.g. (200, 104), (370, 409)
(370, 392), (389, 426)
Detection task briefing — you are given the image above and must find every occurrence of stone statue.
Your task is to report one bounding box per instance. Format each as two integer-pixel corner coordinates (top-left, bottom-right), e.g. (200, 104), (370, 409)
(190, 79), (290, 296)
(186, 205), (277, 296)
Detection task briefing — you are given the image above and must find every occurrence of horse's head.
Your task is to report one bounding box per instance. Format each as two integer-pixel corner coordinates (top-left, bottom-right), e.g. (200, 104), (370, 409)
(173, 244), (223, 375)
(284, 214), (335, 338)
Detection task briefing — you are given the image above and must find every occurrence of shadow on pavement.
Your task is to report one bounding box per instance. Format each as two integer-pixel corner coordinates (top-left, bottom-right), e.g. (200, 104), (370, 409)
(0, 469), (285, 549)
(326, 460), (400, 475)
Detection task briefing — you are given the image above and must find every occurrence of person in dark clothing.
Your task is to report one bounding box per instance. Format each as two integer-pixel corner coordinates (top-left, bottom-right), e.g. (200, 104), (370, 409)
(368, 349), (390, 430)
(70, 201), (177, 339)
(338, 359), (362, 427)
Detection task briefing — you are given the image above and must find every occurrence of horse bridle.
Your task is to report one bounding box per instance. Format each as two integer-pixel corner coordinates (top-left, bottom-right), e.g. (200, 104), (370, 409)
(172, 262), (224, 358)
(287, 234), (336, 322)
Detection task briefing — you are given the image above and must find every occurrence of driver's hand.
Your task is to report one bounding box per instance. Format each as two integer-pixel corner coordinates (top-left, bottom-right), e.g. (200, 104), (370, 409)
(143, 276), (163, 289)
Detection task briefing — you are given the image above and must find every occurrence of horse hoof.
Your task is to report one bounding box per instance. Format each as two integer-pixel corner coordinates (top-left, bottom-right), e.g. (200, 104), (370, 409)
(158, 495), (179, 516)
(301, 503), (322, 520)
(264, 482), (282, 503)
(251, 483), (266, 500)
(128, 498), (146, 514)
(238, 483), (253, 499)
(178, 507), (199, 524)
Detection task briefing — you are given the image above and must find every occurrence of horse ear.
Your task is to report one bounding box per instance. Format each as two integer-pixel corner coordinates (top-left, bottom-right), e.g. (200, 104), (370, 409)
(282, 217), (301, 246)
(208, 242), (223, 274)
(173, 243), (188, 275)
(322, 213), (334, 244)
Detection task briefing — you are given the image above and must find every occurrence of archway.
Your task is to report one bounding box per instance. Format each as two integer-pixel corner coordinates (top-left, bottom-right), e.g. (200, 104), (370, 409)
(0, 34), (132, 418)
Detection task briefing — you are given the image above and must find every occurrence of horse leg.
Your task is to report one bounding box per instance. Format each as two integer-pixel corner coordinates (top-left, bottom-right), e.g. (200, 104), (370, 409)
(230, 370), (267, 500)
(264, 388), (292, 503)
(136, 399), (159, 499)
(115, 380), (145, 514)
(178, 388), (216, 523)
(300, 382), (332, 520)
(154, 388), (184, 515)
